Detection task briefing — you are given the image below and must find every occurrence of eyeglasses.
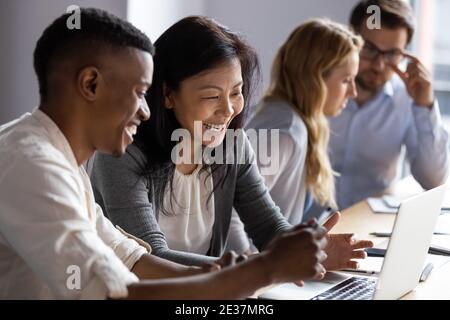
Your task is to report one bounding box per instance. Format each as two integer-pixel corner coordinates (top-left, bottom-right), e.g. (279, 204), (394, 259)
(360, 40), (405, 65)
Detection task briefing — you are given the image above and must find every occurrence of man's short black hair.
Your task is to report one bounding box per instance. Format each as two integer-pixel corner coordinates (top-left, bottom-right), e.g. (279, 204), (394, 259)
(350, 0), (415, 44)
(33, 7), (154, 101)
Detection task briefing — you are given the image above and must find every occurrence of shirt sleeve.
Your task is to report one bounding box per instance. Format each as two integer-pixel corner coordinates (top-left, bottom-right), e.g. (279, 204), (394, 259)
(233, 131), (292, 251)
(0, 155), (140, 299)
(93, 202), (150, 270)
(258, 130), (297, 191)
(405, 100), (450, 189)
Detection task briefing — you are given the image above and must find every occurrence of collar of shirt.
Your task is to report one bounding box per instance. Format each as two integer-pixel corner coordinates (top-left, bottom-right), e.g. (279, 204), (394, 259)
(348, 79), (395, 111)
(382, 80), (394, 98)
(32, 108), (79, 170)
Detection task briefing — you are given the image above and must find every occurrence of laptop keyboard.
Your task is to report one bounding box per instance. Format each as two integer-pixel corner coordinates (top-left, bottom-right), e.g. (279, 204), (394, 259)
(311, 277), (377, 300)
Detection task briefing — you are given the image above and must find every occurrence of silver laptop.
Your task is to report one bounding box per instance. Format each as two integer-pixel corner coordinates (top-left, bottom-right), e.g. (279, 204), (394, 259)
(260, 184), (447, 300)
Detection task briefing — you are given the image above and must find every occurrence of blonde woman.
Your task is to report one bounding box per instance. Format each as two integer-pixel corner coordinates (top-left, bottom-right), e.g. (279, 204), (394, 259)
(228, 19), (364, 255)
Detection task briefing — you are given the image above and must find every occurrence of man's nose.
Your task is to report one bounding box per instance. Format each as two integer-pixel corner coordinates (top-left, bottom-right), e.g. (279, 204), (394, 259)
(372, 54), (387, 71)
(139, 98), (151, 121)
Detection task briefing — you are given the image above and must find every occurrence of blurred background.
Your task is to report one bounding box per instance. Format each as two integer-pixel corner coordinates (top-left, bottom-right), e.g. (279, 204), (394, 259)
(0, 0), (449, 128)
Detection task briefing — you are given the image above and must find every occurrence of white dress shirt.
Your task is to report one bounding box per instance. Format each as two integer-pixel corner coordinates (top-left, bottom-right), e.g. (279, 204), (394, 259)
(0, 109), (150, 299)
(159, 166), (215, 254)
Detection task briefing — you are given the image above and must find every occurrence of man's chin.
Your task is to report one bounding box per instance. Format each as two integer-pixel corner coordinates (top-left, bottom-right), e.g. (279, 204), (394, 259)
(95, 140), (127, 157)
(110, 145), (127, 157)
(357, 77), (384, 93)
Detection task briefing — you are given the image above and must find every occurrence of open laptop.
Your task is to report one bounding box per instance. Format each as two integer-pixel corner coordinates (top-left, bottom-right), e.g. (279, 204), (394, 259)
(260, 184), (447, 300)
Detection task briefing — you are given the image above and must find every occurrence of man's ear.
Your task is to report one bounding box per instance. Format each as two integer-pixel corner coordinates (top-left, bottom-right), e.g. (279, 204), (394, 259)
(78, 67), (101, 101)
(163, 83), (174, 109)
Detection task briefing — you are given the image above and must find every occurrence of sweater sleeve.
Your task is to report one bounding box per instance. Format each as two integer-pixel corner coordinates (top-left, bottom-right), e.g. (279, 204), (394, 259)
(225, 209), (252, 254)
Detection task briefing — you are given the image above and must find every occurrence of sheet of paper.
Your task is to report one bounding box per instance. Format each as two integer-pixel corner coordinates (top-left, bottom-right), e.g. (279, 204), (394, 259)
(383, 194), (450, 211)
(368, 197), (450, 219)
(367, 198), (398, 214)
(435, 215), (450, 234)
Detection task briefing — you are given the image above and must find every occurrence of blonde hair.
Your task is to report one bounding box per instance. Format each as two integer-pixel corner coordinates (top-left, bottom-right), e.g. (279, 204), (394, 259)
(266, 19), (363, 208)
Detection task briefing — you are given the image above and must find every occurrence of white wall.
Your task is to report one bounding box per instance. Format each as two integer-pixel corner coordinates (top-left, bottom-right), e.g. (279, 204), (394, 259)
(0, 0), (127, 124)
(127, 0), (205, 43)
(0, 0), (359, 124)
(127, 0), (359, 98)
(205, 0), (359, 96)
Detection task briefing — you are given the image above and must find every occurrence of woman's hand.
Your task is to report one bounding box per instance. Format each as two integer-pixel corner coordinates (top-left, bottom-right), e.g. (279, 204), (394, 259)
(201, 251), (249, 273)
(321, 212), (374, 270)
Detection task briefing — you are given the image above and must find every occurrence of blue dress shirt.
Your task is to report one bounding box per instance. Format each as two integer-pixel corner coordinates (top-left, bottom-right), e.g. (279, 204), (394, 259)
(328, 76), (450, 209)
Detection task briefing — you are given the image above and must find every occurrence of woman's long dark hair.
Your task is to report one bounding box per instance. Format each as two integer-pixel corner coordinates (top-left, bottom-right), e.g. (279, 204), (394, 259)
(133, 16), (260, 215)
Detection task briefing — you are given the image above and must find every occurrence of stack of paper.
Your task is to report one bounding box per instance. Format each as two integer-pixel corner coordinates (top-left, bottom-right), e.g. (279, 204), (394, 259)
(367, 194), (450, 215)
(367, 198), (398, 214)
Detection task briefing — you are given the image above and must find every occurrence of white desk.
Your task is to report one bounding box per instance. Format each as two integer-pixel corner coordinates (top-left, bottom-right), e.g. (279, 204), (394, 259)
(334, 195), (450, 300)
(257, 177), (450, 300)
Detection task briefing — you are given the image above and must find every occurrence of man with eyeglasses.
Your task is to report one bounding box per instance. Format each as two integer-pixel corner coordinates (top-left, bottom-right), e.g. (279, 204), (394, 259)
(327, 0), (449, 210)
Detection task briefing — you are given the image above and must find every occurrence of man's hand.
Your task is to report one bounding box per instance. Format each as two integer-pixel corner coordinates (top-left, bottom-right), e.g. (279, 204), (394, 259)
(322, 212), (374, 271)
(391, 53), (434, 108)
(262, 220), (328, 284)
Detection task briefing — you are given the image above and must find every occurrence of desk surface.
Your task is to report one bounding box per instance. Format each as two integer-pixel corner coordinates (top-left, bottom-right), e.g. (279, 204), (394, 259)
(335, 200), (450, 300)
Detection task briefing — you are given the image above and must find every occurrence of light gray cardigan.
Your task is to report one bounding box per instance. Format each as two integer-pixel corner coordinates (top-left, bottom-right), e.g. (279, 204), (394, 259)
(91, 135), (291, 266)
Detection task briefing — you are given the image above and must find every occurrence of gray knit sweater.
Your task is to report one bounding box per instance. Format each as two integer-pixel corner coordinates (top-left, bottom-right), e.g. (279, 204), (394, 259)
(91, 134), (291, 266)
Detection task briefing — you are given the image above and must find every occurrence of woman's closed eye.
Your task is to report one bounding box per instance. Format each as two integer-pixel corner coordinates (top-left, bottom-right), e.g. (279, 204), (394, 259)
(137, 89), (148, 99)
(202, 93), (241, 100)
(343, 77), (355, 84)
(202, 96), (220, 100)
